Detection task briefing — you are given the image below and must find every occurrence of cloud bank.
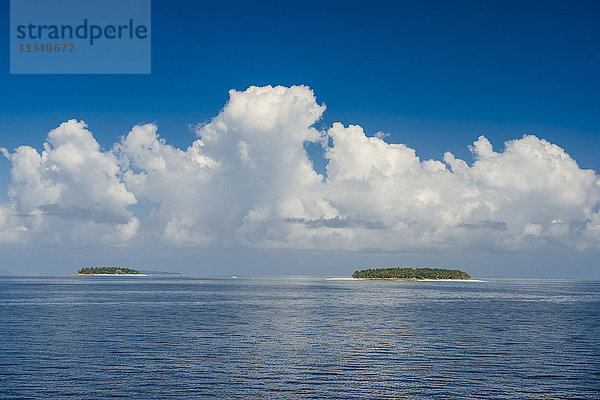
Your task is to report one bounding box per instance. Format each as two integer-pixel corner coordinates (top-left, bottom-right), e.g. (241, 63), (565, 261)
(1, 85), (599, 252)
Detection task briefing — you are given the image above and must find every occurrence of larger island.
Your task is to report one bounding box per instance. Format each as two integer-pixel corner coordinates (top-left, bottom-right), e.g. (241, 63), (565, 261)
(352, 267), (471, 280)
(78, 267), (147, 276)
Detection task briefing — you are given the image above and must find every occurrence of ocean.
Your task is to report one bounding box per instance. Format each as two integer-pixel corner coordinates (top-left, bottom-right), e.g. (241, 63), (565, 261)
(0, 276), (598, 399)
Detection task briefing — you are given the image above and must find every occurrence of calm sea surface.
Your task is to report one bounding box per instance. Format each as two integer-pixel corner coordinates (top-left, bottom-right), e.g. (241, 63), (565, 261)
(0, 276), (598, 399)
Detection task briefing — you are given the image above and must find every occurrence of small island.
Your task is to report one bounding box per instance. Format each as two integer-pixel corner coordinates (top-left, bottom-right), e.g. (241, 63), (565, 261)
(351, 267), (471, 280)
(78, 267), (147, 276)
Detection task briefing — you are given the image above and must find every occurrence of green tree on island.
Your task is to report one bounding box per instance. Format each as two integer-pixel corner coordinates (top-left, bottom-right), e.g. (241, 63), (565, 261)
(352, 267), (470, 279)
(78, 266), (140, 275)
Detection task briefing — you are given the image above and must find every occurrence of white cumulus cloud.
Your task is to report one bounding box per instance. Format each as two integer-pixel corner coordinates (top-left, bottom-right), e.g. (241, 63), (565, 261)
(1, 120), (138, 245)
(1, 85), (599, 252)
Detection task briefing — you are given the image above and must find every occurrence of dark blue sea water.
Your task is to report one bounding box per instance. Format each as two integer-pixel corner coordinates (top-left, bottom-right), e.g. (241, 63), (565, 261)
(0, 276), (599, 399)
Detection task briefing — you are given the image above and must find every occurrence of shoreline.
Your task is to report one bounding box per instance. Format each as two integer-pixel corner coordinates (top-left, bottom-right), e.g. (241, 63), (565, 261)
(326, 277), (486, 282)
(77, 273), (149, 277)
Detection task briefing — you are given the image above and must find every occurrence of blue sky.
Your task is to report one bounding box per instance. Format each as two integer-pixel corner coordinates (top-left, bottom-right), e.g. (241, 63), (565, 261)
(1, 0), (598, 163)
(1, 0), (599, 276)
